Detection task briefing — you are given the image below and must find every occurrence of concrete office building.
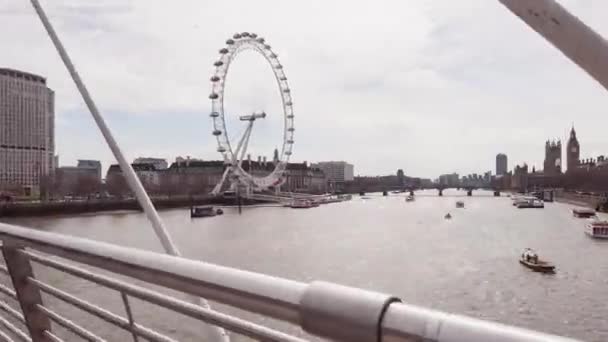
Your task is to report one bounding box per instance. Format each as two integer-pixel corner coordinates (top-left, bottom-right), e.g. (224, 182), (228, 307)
(0, 68), (55, 196)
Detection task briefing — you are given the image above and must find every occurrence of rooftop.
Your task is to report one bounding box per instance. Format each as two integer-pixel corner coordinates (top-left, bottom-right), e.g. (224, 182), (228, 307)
(0, 68), (46, 84)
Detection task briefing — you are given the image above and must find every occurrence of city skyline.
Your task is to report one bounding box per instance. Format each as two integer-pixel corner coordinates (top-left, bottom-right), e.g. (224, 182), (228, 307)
(2, 1), (608, 177)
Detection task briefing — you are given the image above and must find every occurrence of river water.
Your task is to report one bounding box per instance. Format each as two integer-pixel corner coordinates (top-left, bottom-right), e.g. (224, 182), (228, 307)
(3, 190), (608, 341)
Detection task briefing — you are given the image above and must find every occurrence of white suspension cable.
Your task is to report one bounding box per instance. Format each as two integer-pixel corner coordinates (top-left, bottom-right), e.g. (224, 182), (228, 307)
(28, 1), (228, 341)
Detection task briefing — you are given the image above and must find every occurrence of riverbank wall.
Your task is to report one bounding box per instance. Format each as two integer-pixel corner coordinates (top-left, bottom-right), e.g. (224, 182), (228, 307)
(0, 196), (266, 218)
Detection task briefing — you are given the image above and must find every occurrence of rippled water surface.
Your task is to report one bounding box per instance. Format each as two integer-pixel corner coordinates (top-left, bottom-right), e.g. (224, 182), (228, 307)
(5, 190), (608, 341)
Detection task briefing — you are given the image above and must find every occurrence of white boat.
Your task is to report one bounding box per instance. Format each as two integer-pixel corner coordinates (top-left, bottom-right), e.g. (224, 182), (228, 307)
(512, 196), (537, 207)
(585, 220), (608, 239)
(516, 199), (544, 209)
(287, 199), (317, 209)
(573, 208), (596, 218)
(405, 195), (415, 202)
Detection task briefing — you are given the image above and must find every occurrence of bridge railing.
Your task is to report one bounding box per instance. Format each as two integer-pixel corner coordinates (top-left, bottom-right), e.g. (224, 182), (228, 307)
(0, 222), (581, 342)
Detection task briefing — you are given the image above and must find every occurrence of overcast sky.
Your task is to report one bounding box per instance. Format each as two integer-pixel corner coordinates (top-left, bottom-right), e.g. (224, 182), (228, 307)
(2, 0), (608, 178)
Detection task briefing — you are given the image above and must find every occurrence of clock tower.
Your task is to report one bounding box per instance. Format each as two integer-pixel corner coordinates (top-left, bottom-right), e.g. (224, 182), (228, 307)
(567, 126), (580, 172)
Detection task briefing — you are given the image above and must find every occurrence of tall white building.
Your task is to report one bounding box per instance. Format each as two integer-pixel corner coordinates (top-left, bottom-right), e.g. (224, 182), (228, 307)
(0, 68), (55, 196)
(312, 161), (354, 183)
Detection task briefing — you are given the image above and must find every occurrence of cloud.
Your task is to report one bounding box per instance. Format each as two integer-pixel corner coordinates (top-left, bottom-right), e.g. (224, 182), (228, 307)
(2, 0), (608, 177)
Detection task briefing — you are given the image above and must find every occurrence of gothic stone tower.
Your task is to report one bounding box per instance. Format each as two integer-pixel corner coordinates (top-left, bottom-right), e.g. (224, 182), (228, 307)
(566, 126), (580, 172)
(544, 140), (562, 175)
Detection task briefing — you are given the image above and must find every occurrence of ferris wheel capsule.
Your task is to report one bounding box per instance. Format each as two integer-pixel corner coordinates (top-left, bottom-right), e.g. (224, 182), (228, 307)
(250, 33), (258, 38)
(212, 130), (222, 136)
(219, 48), (229, 54)
(210, 76), (220, 82)
(209, 93), (219, 99)
(264, 44), (271, 50)
(233, 33), (242, 39)
(256, 37), (265, 43)
(210, 112), (219, 118)
(214, 60), (224, 67)
(226, 39), (235, 45)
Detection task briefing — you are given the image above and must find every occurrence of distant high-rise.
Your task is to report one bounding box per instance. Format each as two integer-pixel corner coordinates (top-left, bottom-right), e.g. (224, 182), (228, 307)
(496, 153), (508, 175)
(566, 126), (580, 172)
(0, 68), (55, 196)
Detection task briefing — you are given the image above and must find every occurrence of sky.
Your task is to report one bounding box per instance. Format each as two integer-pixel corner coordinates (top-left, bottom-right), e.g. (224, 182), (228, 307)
(2, 0), (608, 178)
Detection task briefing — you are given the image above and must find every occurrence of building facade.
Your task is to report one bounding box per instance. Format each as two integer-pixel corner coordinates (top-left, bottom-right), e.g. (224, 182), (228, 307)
(54, 166), (101, 197)
(543, 140), (562, 176)
(133, 157), (168, 170)
(566, 127), (580, 172)
(0, 68), (55, 196)
(312, 161), (353, 191)
(77, 160), (102, 181)
(496, 153), (508, 176)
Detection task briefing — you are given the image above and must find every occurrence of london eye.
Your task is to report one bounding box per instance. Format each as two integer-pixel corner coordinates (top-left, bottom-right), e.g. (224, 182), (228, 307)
(209, 32), (295, 194)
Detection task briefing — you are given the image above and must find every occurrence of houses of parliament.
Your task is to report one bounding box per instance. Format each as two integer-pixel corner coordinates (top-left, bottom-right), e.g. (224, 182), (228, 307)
(518, 126), (608, 191)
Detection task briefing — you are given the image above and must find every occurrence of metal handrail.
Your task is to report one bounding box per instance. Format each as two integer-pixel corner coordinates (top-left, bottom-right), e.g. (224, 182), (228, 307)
(0, 222), (583, 342)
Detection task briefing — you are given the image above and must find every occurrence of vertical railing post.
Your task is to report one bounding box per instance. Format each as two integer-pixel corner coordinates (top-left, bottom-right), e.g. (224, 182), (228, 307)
(2, 243), (51, 341)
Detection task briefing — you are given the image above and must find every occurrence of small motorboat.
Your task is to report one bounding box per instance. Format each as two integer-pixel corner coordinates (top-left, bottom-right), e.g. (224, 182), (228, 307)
(572, 208), (596, 218)
(190, 206), (221, 218)
(519, 248), (555, 273)
(585, 220), (608, 239)
(455, 201), (465, 208)
(405, 195), (415, 202)
(444, 213), (452, 220)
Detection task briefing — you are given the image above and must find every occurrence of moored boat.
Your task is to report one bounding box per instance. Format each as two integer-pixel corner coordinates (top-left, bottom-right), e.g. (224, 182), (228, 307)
(455, 201), (465, 208)
(405, 195), (415, 202)
(516, 199), (544, 208)
(585, 220), (608, 239)
(444, 213), (452, 220)
(190, 206), (222, 218)
(573, 208), (596, 218)
(519, 248), (555, 273)
(288, 199), (316, 209)
(512, 196), (537, 207)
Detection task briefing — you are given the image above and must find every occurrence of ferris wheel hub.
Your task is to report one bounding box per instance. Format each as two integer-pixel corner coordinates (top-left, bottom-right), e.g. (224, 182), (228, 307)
(239, 111), (266, 121)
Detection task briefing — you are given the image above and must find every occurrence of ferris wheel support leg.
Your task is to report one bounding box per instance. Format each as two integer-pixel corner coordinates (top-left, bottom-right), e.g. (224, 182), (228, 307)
(30, 1), (229, 341)
(211, 168), (231, 196)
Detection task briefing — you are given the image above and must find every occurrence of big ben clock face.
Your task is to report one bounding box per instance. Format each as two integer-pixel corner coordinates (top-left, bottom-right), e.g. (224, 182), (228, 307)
(571, 147), (578, 153)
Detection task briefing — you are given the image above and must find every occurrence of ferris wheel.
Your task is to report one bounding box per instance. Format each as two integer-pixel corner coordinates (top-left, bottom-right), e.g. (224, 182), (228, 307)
(209, 32), (295, 195)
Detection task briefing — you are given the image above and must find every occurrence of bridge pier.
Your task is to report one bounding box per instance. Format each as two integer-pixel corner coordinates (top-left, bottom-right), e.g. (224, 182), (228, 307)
(438, 189), (443, 196)
(359, 191), (365, 196)
(467, 190), (472, 196)
(382, 191), (388, 196)
(409, 190), (414, 196)
(494, 190), (500, 197)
